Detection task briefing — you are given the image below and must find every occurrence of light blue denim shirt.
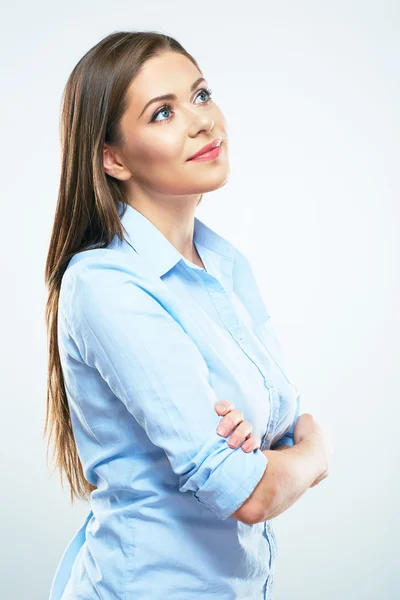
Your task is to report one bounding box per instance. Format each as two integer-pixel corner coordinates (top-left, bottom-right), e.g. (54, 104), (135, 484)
(49, 201), (300, 600)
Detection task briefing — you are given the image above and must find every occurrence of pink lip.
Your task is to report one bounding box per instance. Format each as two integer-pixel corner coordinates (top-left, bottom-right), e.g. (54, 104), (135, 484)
(187, 138), (222, 160)
(187, 144), (223, 161)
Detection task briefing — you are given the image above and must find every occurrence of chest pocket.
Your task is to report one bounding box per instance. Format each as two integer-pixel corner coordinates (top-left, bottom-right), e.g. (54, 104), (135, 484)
(253, 317), (294, 386)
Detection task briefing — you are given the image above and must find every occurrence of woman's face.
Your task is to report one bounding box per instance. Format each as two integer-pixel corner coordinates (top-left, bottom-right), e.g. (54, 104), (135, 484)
(104, 51), (230, 198)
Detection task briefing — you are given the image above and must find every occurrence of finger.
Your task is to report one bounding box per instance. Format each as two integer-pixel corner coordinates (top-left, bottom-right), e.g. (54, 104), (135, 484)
(310, 478), (322, 488)
(241, 435), (261, 453)
(310, 475), (322, 487)
(310, 471), (328, 488)
(216, 409), (244, 437)
(227, 419), (253, 448)
(214, 401), (235, 415)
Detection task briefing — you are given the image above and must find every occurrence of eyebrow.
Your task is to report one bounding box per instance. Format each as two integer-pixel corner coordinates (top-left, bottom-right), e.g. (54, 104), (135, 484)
(138, 77), (206, 119)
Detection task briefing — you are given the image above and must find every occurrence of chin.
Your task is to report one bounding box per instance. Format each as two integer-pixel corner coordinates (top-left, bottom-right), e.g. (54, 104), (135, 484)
(196, 166), (231, 194)
(195, 178), (230, 195)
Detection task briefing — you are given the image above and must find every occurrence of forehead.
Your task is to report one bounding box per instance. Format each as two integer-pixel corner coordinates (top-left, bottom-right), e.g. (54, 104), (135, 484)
(125, 51), (202, 110)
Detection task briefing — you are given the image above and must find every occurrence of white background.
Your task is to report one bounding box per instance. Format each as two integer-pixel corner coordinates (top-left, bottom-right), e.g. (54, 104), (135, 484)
(1, 1), (399, 598)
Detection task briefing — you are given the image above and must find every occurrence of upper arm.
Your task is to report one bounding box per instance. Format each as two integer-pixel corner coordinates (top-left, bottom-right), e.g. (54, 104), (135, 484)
(65, 255), (268, 521)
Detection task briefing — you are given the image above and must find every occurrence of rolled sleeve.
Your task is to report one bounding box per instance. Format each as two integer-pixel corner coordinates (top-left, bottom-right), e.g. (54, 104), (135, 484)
(65, 254), (269, 521)
(190, 447), (268, 520)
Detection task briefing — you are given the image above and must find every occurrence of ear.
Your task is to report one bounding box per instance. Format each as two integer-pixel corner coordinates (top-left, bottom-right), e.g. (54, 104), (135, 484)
(103, 144), (131, 181)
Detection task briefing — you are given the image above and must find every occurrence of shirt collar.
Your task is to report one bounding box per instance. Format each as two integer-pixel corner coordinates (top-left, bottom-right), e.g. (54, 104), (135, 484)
(118, 200), (237, 279)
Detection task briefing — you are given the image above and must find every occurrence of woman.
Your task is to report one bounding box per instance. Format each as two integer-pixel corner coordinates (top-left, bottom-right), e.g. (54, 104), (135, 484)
(45, 30), (332, 599)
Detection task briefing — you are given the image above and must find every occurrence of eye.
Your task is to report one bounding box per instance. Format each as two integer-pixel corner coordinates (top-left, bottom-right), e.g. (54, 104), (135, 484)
(149, 87), (213, 124)
(195, 87), (213, 105)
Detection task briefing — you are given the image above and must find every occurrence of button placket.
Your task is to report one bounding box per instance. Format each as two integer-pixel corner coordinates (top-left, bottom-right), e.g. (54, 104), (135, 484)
(261, 382), (280, 449)
(204, 277), (244, 338)
(205, 280), (273, 384)
(198, 268), (278, 599)
(201, 274), (280, 448)
(262, 520), (274, 600)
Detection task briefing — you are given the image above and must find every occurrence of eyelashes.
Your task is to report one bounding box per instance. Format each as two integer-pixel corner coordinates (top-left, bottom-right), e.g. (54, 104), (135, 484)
(149, 87), (213, 124)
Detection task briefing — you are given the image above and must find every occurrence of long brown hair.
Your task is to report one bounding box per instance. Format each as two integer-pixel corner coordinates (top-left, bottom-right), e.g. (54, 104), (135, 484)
(43, 30), (203, 503)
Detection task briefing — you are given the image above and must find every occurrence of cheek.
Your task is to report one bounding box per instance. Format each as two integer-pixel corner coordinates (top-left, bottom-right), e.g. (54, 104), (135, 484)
(135, 129), (184, 164)
(125, 130), (189, 191)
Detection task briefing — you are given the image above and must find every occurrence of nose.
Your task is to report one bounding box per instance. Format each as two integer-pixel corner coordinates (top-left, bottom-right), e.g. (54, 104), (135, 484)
(189, 114), (215, 137)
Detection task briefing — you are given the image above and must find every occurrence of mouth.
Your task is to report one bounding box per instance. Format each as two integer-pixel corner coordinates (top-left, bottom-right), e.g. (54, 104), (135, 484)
(187, 138), (223, 161)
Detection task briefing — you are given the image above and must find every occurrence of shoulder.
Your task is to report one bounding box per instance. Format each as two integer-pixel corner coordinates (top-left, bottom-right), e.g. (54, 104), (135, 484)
(60, 246), (167, 318)
(64, 245), (161, 288)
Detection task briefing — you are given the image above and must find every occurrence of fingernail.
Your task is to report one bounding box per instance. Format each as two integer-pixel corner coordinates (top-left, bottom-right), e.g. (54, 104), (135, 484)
(217, 404), (228, 413)
(229, 437), (238, 447)
(217, 425), (228, 436)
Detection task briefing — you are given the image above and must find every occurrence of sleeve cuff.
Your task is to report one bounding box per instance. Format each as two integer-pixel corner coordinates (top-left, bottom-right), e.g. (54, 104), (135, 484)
(192, 447), (268, 521)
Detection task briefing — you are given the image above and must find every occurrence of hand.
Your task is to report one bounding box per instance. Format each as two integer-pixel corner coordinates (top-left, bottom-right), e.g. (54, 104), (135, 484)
(214, 401), (262, 452)
(294, 413), (334, 488)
